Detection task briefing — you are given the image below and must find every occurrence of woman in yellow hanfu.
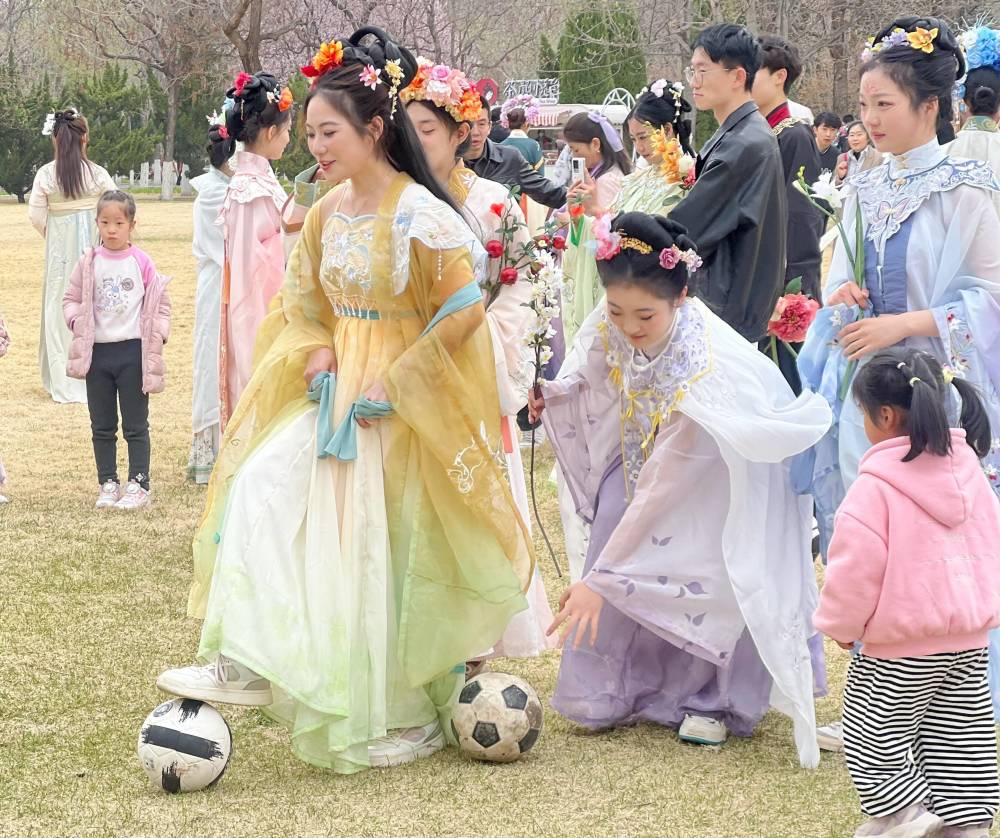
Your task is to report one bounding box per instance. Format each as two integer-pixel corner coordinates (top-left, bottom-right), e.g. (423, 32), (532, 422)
(157, 28), (533, 773)
(560, 81), (695, 349)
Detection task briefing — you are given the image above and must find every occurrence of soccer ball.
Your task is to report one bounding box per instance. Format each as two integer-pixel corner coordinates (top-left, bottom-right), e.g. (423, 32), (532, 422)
(137, 699), (232, 793)
(451, 672), (543, 763)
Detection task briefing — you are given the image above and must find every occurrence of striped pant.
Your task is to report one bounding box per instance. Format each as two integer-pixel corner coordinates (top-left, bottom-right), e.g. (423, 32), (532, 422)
(843, 649), (1000, 826)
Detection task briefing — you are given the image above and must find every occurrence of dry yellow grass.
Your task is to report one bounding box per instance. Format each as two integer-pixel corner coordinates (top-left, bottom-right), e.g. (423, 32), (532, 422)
(1, 197), (868, 837)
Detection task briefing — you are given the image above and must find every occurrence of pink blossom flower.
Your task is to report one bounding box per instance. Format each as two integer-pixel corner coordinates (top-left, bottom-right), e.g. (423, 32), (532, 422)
(359, 65), (381, 91)
(430, 65), (451, 82)
(767, 293), (821, 343)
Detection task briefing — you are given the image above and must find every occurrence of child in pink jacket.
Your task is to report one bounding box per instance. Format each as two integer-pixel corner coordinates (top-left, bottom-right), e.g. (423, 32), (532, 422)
(815, 348), (1000, 838)
(63, 190), (171, 510)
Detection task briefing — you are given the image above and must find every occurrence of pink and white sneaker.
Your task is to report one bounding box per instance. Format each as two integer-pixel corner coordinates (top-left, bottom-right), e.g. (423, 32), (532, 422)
(114, 480), (150, 511)
(95, 480), (121, 509)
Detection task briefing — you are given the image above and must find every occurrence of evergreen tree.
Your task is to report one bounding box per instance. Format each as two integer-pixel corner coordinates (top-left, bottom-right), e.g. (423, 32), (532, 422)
(557, 6), (646, 103)
(63, 65), (160, 179)
(272, 75), (316, 183)
(0, 60), (53, 202)
(538, 35), (558, 81)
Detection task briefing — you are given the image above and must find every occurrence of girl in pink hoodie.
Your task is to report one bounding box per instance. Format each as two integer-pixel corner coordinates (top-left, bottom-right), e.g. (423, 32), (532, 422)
(815, 348), (1000, 838)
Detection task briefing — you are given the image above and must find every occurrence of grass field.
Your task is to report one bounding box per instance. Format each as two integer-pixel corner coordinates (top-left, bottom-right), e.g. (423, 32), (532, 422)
(0, 196), (873, 837)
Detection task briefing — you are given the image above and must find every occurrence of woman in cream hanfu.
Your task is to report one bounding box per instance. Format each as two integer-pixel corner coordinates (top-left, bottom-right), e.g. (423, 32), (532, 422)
(188, 118), (234, 483)
(28, 108), (116, 403)
(157, 28), (533, 773)
(403, 59), (556, 661)
(532, 212), (831, 766)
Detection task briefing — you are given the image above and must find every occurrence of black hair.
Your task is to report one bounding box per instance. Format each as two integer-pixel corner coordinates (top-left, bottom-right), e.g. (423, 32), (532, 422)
(845, 120), (870, 141)
(861, 17), (965, 144)
(51, 109), (94, 200)
(965, 66), (1000, 116)
(562, 112), (633, 176)
(490, 105), (502, 123)
(852, 348), (991, 462)
(693, 24), (761, 92)
(210, 72), (293, 161)
(814, 111), (843, 129)
(406, 99), (473, 158)
(596, 212), (697, 301)
(757, 35), (803, 94)
(303, 27), (464, 216)
(206, 124), (233, 170)
(841, 113), (855, 122)
(506, 107), (527, 130)
(96, 189), (137, 222)
(628, 82), (694, 156)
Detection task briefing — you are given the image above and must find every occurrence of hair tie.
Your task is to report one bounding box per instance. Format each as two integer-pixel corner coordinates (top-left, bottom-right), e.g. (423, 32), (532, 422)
(586, 111), (624, 153)
(942, 367), (956, 385)
(909, 376), (922, 387)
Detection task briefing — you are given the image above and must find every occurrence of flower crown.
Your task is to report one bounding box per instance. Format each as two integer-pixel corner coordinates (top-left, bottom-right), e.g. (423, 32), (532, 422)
(960, 25), (1000, 72)
(499, 93), (540, 127)
(862, 25), (938, 62)
(400, 59), (483, 123)
(230, 71), (293, 122)
(301, 39), (405, 116)
(592, 214), (702, 272)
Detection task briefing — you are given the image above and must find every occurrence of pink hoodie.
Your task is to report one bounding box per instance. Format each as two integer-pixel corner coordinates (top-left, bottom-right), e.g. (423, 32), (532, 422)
(814, 430), (1000, 659)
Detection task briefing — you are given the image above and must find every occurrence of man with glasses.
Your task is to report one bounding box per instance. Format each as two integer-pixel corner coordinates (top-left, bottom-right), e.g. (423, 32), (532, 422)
(671, 24), (786, 345)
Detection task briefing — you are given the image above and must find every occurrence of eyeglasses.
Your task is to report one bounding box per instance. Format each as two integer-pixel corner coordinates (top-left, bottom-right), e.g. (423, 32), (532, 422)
(684, 66), (734, 84)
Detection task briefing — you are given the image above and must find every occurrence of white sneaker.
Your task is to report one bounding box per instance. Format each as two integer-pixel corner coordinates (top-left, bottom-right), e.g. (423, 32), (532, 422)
(854, 802), (943, 837)
(678, 714), (728, 746)
(156, 656), (273, 706)
(95, 480), (121, 509)
(817, 721), (844, 752)
(367, 721), (445, 768)
(114, 480), (150, 510)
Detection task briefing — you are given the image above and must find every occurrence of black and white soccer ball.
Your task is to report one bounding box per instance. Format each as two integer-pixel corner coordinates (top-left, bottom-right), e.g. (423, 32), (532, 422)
(451, 672), (543, 763)
(137, 699), (232, 793)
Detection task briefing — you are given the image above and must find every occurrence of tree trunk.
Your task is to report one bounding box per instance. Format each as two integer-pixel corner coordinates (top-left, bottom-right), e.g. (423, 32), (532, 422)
(161, 79), (180, 201)
(246, 0), (262, 72)
(17, 191), (26, 204)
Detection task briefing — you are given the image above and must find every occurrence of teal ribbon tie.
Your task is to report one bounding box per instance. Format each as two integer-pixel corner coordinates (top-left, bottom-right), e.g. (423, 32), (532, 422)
(306, 282), (483, 462)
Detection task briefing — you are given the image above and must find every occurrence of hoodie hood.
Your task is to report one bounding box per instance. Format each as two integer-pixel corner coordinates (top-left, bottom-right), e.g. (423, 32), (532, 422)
(858, 430), (978, 528)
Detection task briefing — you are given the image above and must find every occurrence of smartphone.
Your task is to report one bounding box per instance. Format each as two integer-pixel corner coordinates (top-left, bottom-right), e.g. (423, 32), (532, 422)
(571, 157), (586, 183)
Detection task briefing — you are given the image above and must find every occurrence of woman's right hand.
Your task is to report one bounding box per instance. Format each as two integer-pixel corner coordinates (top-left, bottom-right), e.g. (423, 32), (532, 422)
(304, 347), (337, 386)
(826, 283), (869, 309)
(527, 387), (545, 424)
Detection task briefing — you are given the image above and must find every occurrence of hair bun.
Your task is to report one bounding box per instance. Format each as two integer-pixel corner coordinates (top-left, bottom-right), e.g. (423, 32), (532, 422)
(345, 26), (418, 88)
(875, 17), (965, 79)
(612, 212), (697, 254)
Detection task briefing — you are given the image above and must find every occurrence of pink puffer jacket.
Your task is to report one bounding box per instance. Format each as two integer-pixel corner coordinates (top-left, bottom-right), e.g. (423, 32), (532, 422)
(63, 246), (172, 394)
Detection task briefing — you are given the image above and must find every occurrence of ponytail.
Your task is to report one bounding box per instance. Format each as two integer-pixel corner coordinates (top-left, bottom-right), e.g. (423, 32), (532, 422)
(852, 347), (992, 461)
(51, 109), (93, 200)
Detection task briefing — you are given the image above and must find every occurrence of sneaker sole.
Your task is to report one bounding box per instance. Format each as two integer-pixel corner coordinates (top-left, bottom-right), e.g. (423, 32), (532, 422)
(817, 733), (844, 752)
(678, 733), (727, 747)
(155, 674), (273, 707)
(369, 730), (446, 768)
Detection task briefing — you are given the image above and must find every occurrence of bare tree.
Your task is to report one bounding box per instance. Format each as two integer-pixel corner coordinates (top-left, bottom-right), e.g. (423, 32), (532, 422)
(69, 0), (222, 199)
(220, 0), (304, 72)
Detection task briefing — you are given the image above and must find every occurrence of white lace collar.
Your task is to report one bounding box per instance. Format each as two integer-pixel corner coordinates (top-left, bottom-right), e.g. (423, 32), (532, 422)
(885, 138), (946, 179)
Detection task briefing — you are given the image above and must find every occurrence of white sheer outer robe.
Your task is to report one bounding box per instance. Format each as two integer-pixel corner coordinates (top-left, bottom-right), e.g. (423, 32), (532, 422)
(542, 298), (832, 767)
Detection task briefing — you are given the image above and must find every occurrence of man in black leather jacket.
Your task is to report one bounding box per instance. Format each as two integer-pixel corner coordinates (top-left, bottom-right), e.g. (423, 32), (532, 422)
(463, 97), (567, 209)
(670, 24), (787, 343)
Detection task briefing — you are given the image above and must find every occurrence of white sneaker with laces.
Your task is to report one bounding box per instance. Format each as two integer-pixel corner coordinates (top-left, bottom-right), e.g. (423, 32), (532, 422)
(114, 480), (150, 510)
(367, 721), (445, 768)
(817, 721), (844, 752)
(96, 480), (121, 509)
(678, 714), (728, 746)
(156, 655), (273, 706)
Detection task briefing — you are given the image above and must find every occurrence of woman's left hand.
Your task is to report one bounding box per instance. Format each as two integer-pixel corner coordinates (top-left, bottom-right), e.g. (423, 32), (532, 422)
(546, 581), (605, 650)
(838, 314), (909, 361)
(357, 380), (388, 428)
